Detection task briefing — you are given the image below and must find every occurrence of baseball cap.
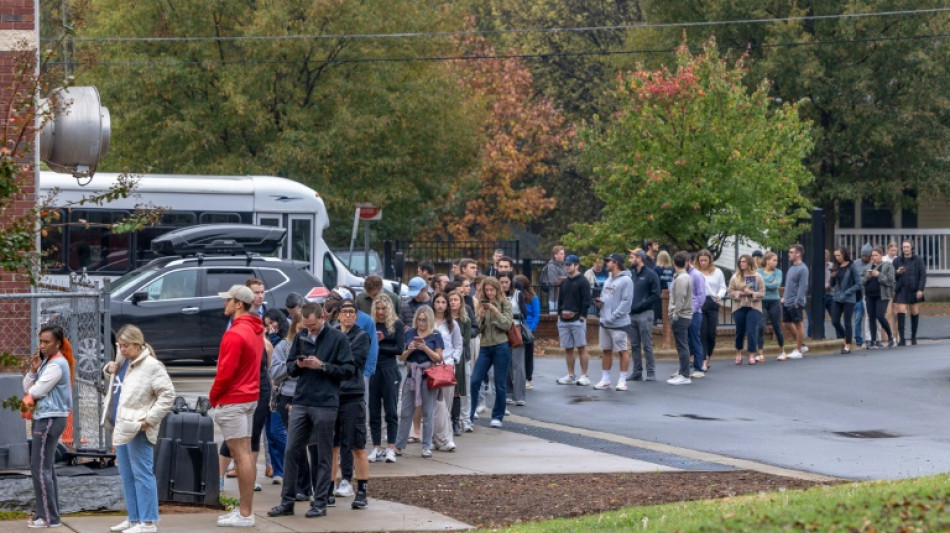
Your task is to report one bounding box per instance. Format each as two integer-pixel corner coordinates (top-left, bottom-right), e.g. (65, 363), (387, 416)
(751, 250), (764, 258)
(339, 300), (357, 312)
(564, 254), (580, 265)
(627, 248), (647, 259)
(218, 284), (254, 304)
(407, 276), (427, 298)
(332, 287), (354, 301)
(604, 253), (625, 264)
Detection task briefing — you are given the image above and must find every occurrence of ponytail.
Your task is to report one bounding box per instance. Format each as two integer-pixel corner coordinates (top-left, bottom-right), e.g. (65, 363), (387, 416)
(60, 338), (76, 384)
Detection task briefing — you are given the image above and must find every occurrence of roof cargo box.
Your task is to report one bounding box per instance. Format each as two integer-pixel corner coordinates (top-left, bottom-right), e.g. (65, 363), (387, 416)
(151, 224), (286, 256)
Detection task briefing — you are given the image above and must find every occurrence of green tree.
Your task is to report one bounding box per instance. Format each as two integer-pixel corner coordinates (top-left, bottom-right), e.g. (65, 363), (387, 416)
(567, 40), (815, 258)
(641, 0), (950, 241)
(73, 0), (483, 243)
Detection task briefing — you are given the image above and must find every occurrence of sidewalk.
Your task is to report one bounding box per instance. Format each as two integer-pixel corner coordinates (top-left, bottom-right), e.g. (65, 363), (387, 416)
(2, 423), (680, 533)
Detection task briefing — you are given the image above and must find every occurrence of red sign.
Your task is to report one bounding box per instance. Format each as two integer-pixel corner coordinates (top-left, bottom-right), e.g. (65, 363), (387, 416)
(356, 203), (382, 221)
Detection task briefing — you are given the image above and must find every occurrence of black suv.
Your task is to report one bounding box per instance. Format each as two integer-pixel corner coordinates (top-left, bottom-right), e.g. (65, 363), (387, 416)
(109, 254), (323, 363)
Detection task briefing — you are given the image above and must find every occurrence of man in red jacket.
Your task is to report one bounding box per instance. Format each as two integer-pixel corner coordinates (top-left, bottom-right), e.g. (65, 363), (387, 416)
(210, 284), (264, 527)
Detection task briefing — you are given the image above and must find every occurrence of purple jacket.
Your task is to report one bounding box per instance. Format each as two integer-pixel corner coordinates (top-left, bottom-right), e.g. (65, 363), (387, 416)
(687, 266), (707, 314)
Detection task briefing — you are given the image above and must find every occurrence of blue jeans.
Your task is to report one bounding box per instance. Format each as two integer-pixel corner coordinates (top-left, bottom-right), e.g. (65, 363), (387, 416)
(115, 432), (159, 523)
(733, 307), (762, 353)
(853, 299), (865, 346)
(688, 312), (705, 371)
(265, 411), (286, 478)
(469, 342), (512, 422)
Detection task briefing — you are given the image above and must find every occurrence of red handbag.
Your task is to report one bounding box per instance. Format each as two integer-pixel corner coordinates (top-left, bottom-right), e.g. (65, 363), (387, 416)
(425, 363), (457, 389)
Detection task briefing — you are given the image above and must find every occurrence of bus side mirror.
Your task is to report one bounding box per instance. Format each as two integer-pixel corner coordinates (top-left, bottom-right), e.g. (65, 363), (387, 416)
(131, 291), (148, 305)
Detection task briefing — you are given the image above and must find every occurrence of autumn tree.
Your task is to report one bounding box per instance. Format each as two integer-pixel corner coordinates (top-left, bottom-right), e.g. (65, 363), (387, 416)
(70, 0), (486, 244)
(431, 29), (571, 240)
(567, 40), (815, 258)
(641, 1), (950, 243)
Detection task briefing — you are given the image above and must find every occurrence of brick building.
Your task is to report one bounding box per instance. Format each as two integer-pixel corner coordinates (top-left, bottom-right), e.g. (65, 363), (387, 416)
(0, 1), (36, 358)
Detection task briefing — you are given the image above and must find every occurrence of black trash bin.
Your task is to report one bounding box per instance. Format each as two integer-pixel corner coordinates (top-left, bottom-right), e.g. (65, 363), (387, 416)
(154, 396), (219, 506)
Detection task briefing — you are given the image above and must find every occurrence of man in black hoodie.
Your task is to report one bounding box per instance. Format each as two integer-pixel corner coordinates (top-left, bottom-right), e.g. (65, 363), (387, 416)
(555, 254), (592, 386)
(269, 303), (354, 519)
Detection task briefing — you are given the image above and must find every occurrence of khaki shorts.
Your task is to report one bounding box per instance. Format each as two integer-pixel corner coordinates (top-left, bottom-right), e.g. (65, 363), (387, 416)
(212, 401), (257, 441)
(599, 327), (629, 352)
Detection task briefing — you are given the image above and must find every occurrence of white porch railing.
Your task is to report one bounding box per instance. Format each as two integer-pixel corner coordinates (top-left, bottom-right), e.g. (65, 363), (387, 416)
(835, 229), (950, 274)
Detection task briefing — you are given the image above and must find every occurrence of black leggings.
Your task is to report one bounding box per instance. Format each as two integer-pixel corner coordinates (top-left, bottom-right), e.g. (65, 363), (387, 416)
(831, 301), (855, 344)
(757, 299), (785, 349)
(220, 392), (270, 456)
(525, 341), (534, 382)
(866, 296), (893, 344)
(700, 297), (719, 359)
(369, 365), (401, 446)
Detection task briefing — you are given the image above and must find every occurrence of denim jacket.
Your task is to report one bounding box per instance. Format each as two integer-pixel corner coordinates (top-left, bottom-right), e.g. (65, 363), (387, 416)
(831, 263), (862, 304)
(24, 356), (71, 419)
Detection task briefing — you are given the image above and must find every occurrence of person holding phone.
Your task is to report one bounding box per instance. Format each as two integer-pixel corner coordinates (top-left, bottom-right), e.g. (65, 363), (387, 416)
(22, 325), (75, 529)
(367, 295), (404, 464)
(102, 325), (176, 533)
(830, 247), (862, 354)
(468, 277), (514, 428)
(395, 306), (444, 458)
(728, 255), (765, 365)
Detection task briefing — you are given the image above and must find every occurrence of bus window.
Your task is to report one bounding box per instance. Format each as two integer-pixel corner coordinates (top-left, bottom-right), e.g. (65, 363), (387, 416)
(290, 217), (312, 263)
(40, 219), (65, 273)
(200, 213), (242, 224)
(322, 252), (337, 289)
(135, 212), (196, 267)
(67, 210), (131, 273)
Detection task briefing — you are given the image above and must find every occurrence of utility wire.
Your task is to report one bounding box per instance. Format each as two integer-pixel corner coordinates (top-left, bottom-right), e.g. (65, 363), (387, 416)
(56, 7), (950, 44)
(64, 32), (950, 67)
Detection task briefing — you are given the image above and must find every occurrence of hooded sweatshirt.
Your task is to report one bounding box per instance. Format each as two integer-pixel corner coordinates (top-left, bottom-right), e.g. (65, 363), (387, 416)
(599, 270), (633, 329)
(210, 313), (264, 407)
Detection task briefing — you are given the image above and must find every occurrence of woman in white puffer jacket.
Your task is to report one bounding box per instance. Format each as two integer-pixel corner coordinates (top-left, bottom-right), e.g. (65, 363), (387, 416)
(101, 325), (175, 533)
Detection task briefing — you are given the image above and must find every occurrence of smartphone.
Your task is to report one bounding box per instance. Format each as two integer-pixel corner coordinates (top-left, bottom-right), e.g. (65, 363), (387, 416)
(414, 336), (424, 343)
(296, 355), (307, 361)
(481, 300), (490, 305)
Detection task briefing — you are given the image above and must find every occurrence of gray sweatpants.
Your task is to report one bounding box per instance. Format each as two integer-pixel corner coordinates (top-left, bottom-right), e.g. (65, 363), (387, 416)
(31, 417), (67, 525)
(629, 310), (656, 378)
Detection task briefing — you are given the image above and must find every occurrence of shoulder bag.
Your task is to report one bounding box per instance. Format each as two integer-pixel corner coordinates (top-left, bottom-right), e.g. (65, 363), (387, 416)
(424, 363), (457, 389)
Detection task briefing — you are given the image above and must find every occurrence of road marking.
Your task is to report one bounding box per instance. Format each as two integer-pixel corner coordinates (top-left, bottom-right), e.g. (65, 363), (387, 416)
(506, 414), (840, 483)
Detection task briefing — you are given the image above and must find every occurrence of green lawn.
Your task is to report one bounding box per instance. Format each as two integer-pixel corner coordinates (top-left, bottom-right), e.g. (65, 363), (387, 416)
(497, 474), (950, 532)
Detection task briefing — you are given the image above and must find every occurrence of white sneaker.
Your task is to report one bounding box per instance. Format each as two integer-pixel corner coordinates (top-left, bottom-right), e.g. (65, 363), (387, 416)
(367, 447), (381, 463)
(691, 370), (705, 378)
(385, 448), (397, 463)
(777, 352), (788, 361)
(124, 524), (157, 533)
(667, 375), (692, 385)
(755, 354), (765, 362)
(253, 482), (262, 492)
(576, 375), (591, 386)
(334, 479), (354, 497)
(506, 398), (514, 405)
(505, 408), (511, 416)
(614, 379), (627, 391)
(787, 349), (803, 359)
(462, 420), (473, 433)
(556, 374), (576, 385)
(801, 345), (810, 353)
(421, 448), (432, 458)
(515, 400), (526, 406)
(525, 381), (533, 390)
(490, 419), (503, 428)
(593, 379), (611, 390)
(437, 441), (456, 452)
(475, 404), (488, 416)
(217, 511), (255, 527)
(111, 520), (134, 532)
(218, 508), (238, 521)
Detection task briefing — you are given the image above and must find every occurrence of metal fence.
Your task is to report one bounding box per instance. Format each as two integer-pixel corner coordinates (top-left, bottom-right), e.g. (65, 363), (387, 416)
(0, 274), (112, 459)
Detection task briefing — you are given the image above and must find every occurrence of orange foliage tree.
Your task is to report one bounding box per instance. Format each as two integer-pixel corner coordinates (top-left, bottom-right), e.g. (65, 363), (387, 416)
(432, 26), (572, 240)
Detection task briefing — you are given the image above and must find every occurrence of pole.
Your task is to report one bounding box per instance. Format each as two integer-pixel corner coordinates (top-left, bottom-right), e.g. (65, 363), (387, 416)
(363, 218), (370, 277)
(808, 208), (826, 339)
(347, 208), (360, 270)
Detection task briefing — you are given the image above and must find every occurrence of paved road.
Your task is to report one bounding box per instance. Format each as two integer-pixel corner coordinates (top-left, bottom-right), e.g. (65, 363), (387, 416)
(522, 341), (950, 480)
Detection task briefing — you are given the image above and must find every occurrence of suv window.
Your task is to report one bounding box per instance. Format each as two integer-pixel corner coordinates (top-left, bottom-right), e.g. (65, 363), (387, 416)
(258, 267), (289, 291)
(141, 269), (198, 301)
(202, 268), (256, 297)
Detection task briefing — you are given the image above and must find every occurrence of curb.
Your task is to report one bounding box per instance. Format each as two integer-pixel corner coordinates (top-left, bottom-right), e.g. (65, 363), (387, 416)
(539, 339), (845, 360)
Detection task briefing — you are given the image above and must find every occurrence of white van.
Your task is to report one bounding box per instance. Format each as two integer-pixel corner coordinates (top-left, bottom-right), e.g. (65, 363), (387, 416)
(39, 171), (392, 292)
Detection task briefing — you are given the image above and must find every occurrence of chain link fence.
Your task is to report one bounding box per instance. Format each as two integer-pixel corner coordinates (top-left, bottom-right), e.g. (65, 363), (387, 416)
(0, 274), (112, 460)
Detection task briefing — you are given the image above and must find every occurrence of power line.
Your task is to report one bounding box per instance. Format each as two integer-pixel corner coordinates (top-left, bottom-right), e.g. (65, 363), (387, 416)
(67, 32), (950, 67)
(58, 7), (950, 44)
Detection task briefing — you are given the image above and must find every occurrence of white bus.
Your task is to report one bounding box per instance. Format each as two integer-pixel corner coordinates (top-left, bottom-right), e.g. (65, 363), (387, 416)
(39, 171), (368, 290)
